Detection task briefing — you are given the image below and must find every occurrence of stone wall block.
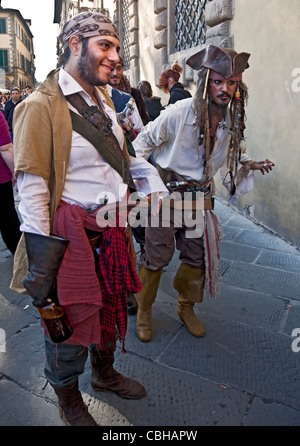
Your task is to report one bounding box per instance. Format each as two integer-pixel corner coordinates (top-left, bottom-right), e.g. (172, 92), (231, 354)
(206, 21), (230, 40)
(131, 43), (139, 59)
(154, 46), (168, 83)
(154, 29), (168, 49)
(130, 65), (140, 87)
(205, 0), (234, 27)
(219, 35), (234, 48)
(155, 9), (168, 31)
(206, 34), (234, 49)
(156, 46), (168, 66)
(130, 57), (139, 69)
(130, 30), (139, 46)
(129, 15), (138, 32)
(129, 2), (138, 17)
(185, 65), (195, 82)
(154, 0), (167, 14)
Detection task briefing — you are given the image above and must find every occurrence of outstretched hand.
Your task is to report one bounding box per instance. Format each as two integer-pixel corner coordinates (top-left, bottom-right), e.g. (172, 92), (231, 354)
(251, 159), (275, 175)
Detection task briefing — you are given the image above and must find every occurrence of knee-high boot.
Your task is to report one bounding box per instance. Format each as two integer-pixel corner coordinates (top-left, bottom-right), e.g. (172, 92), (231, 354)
(173, 263), (206, 337)
(135, 267), (162, 342)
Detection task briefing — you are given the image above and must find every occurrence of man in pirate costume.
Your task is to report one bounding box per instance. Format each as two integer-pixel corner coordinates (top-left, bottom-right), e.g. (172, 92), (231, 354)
(133, 45), (274, 343)
(10, 12), (167, 426)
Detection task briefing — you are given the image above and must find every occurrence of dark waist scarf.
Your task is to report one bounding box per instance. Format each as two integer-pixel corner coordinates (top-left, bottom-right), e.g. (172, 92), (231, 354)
(52, 200), (142, 351)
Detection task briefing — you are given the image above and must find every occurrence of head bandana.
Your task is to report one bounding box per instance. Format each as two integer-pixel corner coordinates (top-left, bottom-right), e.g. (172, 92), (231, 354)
(59, 11), (119, 51)
(209, 70), (243, 82)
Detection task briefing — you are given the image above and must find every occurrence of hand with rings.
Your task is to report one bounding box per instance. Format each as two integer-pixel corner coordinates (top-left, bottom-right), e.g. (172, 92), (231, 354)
(251, 159), (275, 175)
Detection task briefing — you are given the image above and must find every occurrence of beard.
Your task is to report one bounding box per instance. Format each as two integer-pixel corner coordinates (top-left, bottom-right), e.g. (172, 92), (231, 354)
(109, 75), (120, 87)
(78, 48), (107, 87)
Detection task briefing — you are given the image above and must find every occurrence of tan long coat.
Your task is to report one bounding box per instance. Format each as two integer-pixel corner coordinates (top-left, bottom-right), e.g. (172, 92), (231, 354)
(10, 69), (128, 294)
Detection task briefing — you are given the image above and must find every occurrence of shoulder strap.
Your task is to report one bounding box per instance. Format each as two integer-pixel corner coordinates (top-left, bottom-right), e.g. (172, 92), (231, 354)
(66, 93), (136, 191)
(69, 110), (136, 191)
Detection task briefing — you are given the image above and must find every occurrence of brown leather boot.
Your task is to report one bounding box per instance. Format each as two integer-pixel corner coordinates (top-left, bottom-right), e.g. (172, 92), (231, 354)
(177, 295), (206, 337)
(135, 267), (162, 342)
(90, 350), (146, 399)
(173, 263), (206, 337)
(54, 380), (97, 426)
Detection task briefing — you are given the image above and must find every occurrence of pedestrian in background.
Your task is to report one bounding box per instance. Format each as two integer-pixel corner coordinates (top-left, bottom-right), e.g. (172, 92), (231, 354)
(24, 85), (33, 97)
(158, 63), (192, 105)
(0, 95), (8, 114)
(4, 87), (22, 142)
(137, 80), (165, 121)
(109, 57), (151, 126)
(0, 112), (21, 254)
(106, 61), (144, 134)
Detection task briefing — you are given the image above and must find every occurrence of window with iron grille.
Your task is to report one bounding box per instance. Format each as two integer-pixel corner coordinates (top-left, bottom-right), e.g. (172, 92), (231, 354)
(121, 0), (130, 70)
(174, 0), (207, 52)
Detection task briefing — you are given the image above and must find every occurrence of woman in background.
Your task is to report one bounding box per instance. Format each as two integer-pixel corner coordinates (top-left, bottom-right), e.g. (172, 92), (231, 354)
(158, 63), (191, 105)
(137, 80), (164, 121)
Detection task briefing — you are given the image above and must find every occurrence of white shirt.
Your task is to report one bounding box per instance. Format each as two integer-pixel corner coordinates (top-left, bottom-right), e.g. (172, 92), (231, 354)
(133, 97), (251, 181)
(17, 68), (167, 235)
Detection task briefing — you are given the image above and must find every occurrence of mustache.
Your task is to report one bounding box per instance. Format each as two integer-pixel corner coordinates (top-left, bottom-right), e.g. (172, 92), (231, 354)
(217, 93), (231, 99)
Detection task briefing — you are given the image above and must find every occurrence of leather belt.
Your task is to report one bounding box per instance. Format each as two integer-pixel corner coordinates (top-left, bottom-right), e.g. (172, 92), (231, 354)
(166, 197), (214, 211)
(85, 229), (102, 250)
(88, 234), (101, 250)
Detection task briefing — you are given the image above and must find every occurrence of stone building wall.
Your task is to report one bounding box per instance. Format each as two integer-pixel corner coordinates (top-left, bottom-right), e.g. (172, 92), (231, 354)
(113, 0), (235, 89)
(113, 0), (236, 99)
(111, 0), (300, 247)
(152, 0), (234, 87)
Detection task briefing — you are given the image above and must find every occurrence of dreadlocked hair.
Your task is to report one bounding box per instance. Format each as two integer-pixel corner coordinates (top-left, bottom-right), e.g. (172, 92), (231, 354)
(192, 68), (208, 144)
(191, 68), (212, 185)
(227, 80), (249, 194)
(118, 74), (132, 94)
(229, 80), (248, 138)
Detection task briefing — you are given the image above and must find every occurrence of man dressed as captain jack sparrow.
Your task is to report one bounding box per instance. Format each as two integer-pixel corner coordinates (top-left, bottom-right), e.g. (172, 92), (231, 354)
(133, 45), (275, 343)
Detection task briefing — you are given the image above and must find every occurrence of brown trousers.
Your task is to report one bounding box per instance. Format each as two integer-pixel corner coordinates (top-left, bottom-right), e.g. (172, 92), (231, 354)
(140, 206), (205, 271)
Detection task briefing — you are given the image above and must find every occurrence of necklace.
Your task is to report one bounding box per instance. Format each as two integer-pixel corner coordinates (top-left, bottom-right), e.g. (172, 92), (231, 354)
(209, 107), (227, 143)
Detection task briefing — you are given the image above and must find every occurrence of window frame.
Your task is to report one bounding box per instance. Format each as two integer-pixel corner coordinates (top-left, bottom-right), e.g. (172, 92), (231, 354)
(0, 18), (7, 34)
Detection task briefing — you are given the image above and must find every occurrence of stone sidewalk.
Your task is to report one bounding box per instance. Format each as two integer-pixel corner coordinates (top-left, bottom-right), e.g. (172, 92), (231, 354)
(0, 199), (300, 427)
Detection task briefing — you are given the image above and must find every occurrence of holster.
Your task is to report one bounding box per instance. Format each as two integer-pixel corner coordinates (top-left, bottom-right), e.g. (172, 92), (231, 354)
(156, 165), (214, 210)
(156, 165), (184, 185)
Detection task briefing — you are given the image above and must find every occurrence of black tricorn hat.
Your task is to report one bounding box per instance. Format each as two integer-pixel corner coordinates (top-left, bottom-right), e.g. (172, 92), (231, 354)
(186, 45), (250, 79)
